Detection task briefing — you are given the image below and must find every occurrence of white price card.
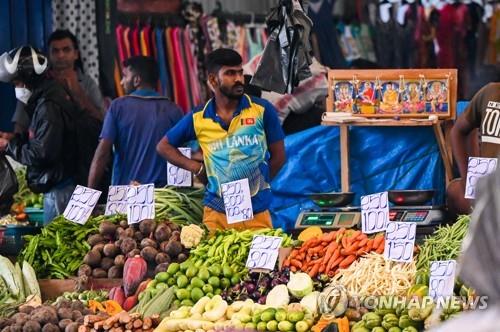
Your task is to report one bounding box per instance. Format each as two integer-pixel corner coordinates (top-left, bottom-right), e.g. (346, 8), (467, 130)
(361, 191), (389, 234)
(221, 178), (253, 224)
(105, 185), (129, 215)
(429, 260), (457, 301)
(384, 222), (416, 263)
(246, 235), (283, 270)
(465, 157), (497, 199)
(127, 184), (155, 224)
(63, 185), (102, 224)
(167, 148), (192, 187)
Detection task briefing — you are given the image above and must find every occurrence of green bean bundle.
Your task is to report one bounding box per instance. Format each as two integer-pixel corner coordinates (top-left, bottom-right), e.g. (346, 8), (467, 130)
(416, 215), (470, 270)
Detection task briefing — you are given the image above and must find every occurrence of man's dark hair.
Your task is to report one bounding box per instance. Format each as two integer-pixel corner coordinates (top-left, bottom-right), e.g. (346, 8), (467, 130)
(48, 29), (84, 71)
(205, 48), (242, 74)
(123, 56), (159, 86)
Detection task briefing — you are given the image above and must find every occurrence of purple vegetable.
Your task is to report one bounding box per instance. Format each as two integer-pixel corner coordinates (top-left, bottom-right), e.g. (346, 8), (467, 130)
(258, 296), (267, 304)
(246, 283), (256, 293)
(251, 291), (261, 300)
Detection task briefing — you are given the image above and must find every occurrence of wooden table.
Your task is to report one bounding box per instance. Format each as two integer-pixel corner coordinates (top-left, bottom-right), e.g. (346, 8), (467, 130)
(321, 118), (454, 192)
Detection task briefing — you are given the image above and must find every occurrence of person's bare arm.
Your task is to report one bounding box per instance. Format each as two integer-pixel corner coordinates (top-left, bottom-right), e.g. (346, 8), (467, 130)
(268, 140), (286, 179)
(88, 139), (112, 189)
(451, 115), (477, 179)
(157, 137), (207, 184)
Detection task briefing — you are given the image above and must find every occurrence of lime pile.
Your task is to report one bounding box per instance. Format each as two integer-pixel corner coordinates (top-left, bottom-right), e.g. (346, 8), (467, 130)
(151, 260), (241, 307)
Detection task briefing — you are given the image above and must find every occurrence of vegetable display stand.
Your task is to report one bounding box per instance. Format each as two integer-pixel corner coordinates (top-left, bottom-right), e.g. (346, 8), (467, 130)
(39, 279), (79, 301)
(323, 69), (458, 190)
(38, 278), (123, 302)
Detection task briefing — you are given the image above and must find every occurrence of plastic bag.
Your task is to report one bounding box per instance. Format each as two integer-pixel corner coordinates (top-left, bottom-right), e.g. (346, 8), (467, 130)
(0, 154), (18, 213)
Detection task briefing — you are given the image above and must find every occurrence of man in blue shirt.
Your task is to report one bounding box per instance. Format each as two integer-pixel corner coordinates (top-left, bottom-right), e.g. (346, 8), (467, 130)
(157, 49), (286, 231)
(88, 56), (183, 188)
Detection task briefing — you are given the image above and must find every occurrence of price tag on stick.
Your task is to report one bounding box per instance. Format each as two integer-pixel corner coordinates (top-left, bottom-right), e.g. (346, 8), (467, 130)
(384, 222), (416, 263)
(361, 191), (389, 234)
(221, 178), (253, 224)
(105, 185), (129, 215)
(465, 157), (497, 199)
(127, 184), (155, 224)
(63, 185), (102, 224)
(167, 148), (192, 187)
(246, 235), (283, 271)
(429, 260), (457, 301)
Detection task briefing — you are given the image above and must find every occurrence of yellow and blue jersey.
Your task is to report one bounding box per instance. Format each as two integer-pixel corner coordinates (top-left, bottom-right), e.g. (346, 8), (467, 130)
(166, 94), (285, 213)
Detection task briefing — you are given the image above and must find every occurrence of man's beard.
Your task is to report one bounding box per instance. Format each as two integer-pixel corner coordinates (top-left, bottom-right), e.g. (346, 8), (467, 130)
(219, 82), (244, 100)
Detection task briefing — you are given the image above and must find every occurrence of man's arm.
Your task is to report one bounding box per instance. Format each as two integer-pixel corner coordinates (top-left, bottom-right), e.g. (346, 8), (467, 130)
(268, 140), (286, 179)
(157, 137), (202, 174)
(88, 139), (112, 189)
(450, 114), (476, 179)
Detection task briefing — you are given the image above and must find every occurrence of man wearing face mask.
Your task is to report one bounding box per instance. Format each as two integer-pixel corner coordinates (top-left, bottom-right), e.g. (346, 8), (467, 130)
(87, 56), (183, 188)
(11, 29), (104, 134)
(0, 46), (77, 223)
(157, 48), (286, 232)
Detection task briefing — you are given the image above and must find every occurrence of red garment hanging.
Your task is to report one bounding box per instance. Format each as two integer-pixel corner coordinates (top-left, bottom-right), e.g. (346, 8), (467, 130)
(171, 27), (189, 112)
(115, 24), (126, 64)
(166, 27), (180, 107)
(131, 24), (141, 56)
(436, 3), (469, 68)
(123, 26), (132, 59)
(183, 28), (201, 107)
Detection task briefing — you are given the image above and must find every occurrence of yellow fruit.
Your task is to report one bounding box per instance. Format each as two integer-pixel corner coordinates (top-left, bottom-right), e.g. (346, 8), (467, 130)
(298, 226), (323, 242)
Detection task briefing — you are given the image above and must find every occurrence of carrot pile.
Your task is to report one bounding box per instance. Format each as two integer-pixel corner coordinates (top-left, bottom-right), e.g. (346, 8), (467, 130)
(283, 228), (385, 278)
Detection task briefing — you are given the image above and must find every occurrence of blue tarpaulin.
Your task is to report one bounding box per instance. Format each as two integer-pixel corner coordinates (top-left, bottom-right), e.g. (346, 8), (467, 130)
(269, 125), (446, 231)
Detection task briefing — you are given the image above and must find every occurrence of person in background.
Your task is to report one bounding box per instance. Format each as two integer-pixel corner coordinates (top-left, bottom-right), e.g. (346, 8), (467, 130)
(0, 46), (77, 223)
(447, 82), (500, 216)
(87, 56), (183, 188)
(11, 29), (104, 134)
(157, 48), (286, 232)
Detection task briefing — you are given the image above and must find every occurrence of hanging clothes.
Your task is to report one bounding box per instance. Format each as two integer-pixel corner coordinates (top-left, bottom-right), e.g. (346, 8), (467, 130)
(485, 4), (500, 65)
(52, 0), (100, 82)
(374, 1), (397, 68)
(394, 2), (419, 68)
(155, 26), (171, 99)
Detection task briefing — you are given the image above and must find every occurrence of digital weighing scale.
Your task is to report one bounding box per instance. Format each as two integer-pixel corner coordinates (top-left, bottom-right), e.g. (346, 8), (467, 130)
(294, 190), (447, 231)
(294, 192), (361, 230)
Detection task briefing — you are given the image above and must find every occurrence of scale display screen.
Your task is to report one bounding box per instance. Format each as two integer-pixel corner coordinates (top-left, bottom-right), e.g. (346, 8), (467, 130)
(301, 214), (336, 226)
(389, 211), (405, 221)
(338, 214), (355, 226)
(402, 211), (429, 222)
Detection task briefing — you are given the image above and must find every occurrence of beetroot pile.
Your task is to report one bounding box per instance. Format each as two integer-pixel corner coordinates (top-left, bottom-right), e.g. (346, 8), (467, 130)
(78, 219), (188, 279)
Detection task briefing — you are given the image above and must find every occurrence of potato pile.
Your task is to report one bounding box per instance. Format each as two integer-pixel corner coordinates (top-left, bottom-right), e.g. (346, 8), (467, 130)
(79, 219), (187, 279)
(0, 300), (91, 332)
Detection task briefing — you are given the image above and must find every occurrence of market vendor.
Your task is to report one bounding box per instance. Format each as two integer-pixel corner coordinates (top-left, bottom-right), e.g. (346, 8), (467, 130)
(157, 48), (286, 232)
(447, 82), (500, 215)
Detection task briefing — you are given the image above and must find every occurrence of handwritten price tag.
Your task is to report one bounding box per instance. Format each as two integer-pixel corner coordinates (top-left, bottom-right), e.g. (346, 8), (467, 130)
(167, 148), (192, 187)
(429, 260), (457, 301)
(221, 178), (253, 224)
(127, 184), (155, 224)
(384, 222), (416, 263)
(246, 235), (283, 270)
(465, 157), (497, 199)
(63, 185), (102, 224)
(361, 192), (389, 234)
(105, 185), (129, 215)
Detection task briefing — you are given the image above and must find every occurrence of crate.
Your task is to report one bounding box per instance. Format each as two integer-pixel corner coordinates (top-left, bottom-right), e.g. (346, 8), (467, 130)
(0, 224), (41, 256)
(25, 207), (44, 225)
